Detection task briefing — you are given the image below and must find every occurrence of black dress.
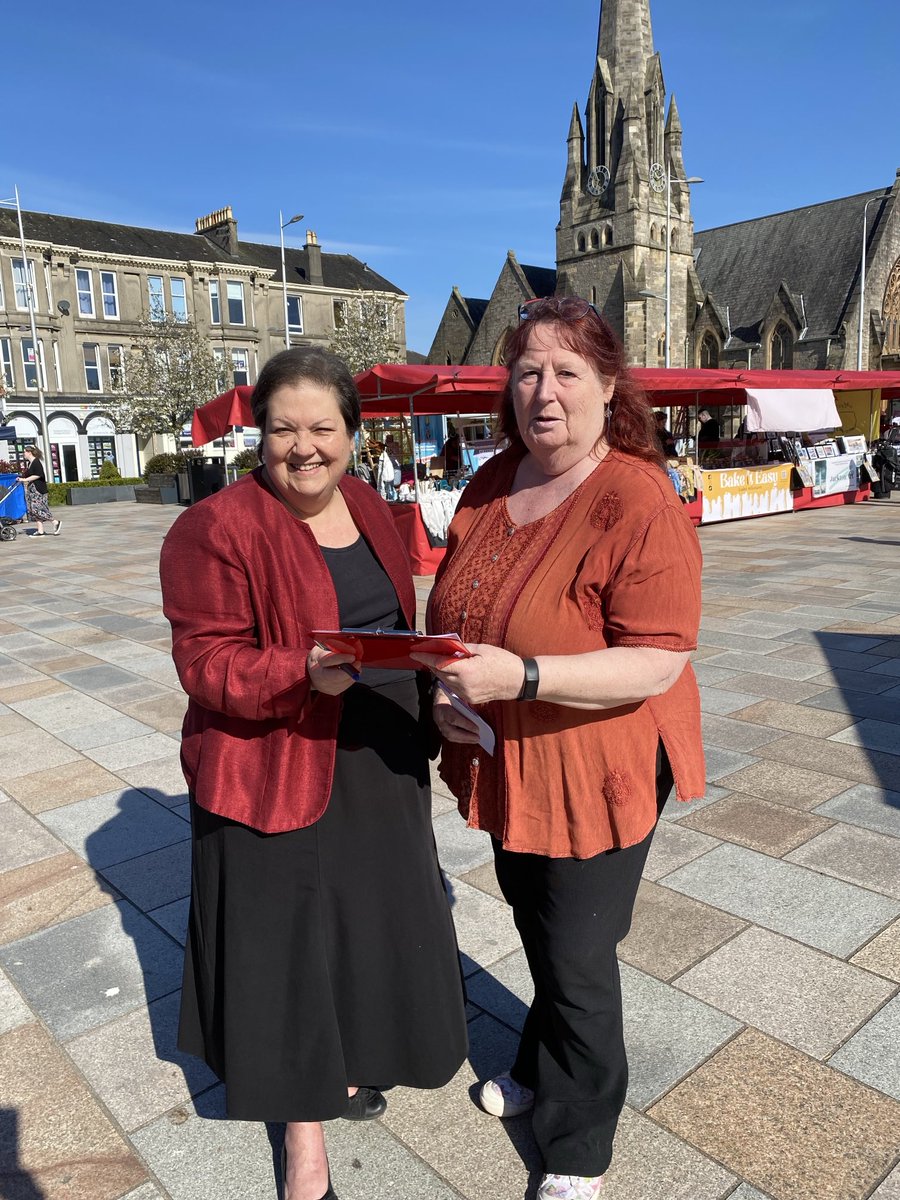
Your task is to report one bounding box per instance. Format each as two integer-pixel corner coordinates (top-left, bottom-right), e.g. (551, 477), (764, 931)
(178, 536), (467, 1122)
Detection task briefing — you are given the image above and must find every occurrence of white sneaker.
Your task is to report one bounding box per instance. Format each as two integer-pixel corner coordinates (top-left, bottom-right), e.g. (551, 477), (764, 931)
(478, 1071), (534, 1117)
(53, 519), (62, 536)
(537, 1175), (604, 1199)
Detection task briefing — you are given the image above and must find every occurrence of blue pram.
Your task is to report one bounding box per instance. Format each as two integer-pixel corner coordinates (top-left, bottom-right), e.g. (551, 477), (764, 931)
(0, 479), (26, 541)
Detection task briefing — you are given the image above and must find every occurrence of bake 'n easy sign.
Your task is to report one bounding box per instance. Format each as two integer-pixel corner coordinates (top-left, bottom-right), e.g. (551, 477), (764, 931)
(701, 464), (794, 524)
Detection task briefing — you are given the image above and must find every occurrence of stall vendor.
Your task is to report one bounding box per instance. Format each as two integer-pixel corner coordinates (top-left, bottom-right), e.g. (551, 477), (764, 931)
(697, 409), (721, 446)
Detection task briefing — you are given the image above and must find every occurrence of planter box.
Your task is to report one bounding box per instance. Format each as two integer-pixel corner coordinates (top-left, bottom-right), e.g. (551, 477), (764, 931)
(67, 486), (137, 505)
(134, 485), (178, 505)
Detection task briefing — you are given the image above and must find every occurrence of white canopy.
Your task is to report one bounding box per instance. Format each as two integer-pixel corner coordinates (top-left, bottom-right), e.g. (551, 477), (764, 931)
(744, 389), (841, 434)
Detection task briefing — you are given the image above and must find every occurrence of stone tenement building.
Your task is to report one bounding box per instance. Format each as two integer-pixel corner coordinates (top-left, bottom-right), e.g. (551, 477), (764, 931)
(429, 0), (900, 374)
(0, 206), (406, 481)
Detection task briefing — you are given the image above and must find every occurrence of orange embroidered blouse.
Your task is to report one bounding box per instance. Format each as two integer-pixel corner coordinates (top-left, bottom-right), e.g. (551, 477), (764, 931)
(429, 445), (705, 859)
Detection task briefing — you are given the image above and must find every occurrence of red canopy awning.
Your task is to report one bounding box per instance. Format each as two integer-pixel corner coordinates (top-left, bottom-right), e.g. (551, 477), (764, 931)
(191, 386), (255, 446)
(355, 363), (508, 417)
(635, 367), (900, 404)
(191, 367), (900, 443)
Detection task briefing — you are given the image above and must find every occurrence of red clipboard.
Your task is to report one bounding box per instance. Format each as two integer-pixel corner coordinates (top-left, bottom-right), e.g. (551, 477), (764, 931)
(311, 628), (471, 672)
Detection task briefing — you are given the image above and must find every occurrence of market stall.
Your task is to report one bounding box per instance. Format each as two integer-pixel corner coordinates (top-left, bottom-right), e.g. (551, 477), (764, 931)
(355, 365), (507, 573)
(635, 368), (900, 526)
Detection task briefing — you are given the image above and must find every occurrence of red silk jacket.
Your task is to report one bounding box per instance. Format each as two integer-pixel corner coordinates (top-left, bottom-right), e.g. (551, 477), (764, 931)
(159, 468), (416, 833)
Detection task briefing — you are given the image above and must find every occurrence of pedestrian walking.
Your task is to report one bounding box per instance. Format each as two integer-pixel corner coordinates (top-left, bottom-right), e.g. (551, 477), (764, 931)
(19, 447), (60, 537)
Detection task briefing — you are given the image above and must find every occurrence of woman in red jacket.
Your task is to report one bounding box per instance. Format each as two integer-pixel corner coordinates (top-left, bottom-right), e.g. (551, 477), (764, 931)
(160, 348), (466, 1200)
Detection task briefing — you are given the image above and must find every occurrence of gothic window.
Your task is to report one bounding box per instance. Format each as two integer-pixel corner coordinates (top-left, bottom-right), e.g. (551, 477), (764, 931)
(670, 228), (677, 250)
(590, 229), (600, 249)
(884, 257), (900, 354)
(577, 233), (586, 253)
(700, 333), (719, 369)
(770, 322), (793, 369)
(656, 333), (666, 365)
(650, 224), (659, 244)
(602, 224), (614, 246)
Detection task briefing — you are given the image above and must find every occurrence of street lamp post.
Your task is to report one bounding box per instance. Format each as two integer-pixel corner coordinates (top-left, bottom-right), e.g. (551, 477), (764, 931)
(857, 196), (881, 371)
(279, 211), (304, 348)
(663, 165), (703, 369)
(1, 186), (51, 465)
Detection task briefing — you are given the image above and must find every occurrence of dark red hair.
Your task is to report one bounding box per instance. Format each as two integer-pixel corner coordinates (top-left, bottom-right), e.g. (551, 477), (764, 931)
(498, 298), (665, 469)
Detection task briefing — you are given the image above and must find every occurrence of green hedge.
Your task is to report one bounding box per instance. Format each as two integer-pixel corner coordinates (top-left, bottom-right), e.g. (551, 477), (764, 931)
(47, 479), (143, 506)
(142, 451), (200, 482)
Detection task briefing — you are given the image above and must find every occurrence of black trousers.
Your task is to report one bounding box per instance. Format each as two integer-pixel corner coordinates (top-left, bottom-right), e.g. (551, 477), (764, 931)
(492, 746), (673, 1177)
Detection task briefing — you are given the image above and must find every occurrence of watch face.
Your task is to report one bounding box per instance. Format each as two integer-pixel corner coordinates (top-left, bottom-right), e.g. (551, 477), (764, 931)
(586, 165), (610, 197)
(649, 163), (666, 193)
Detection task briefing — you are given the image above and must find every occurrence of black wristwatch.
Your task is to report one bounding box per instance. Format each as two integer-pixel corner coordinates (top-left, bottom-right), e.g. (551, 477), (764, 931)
(517, 657), (540, 701)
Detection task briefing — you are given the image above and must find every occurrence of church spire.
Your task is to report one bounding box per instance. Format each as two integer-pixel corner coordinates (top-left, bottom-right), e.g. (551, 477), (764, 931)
(597, 0), (654, 82)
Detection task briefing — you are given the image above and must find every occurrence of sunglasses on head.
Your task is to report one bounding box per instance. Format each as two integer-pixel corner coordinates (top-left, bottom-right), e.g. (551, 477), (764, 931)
(518, 297), (602, 323)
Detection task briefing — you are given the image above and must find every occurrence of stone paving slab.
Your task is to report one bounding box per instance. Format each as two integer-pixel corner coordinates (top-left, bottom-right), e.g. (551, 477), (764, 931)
(871, 1167), (900, 1199)
(1, 1021), (149, 1199)
(619, 963), (741, 1109)
(678, 793), (832, 856)
(0, 757), (125, 813)
(101, 839), (192, 911)
(814, 784), (900, 838)
(444, 877), (522, 977)
(801, 686), (900, 722)
(675, 926), (895, 1058)
(851, 919), (900, 983)
(663, 844), (900, 955)
(828, 994), (900, 1102)
(0, 850), (115, 944)
(714, 760), (852, 809)
(649, 1028), (900, 1200)
(0, 967), (32, 1034)
(65, 989), (219, 1131)
(641, 821), (720, 881)
(0, 799), (66, 873)
(830, 717), (900, 756)
(40, 788), (190, 869)
(0, 901), (183, 1040)
(699, 713), (787, 752)
(786, 823), (900, 900)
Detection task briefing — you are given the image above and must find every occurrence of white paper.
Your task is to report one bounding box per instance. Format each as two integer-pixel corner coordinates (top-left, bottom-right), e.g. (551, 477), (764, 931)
(436, 681), (496, 756)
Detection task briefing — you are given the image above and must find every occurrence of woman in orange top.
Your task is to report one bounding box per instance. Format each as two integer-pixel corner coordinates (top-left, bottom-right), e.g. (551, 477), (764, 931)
(415, 297), (704, 1200)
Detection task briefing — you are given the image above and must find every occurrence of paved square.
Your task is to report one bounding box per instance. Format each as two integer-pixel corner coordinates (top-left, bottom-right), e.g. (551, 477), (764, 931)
(0, 498), (899, 1200)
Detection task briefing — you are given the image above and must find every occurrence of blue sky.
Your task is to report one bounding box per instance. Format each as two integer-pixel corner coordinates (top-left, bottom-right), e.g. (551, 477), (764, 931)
(5, 0), (897, 353)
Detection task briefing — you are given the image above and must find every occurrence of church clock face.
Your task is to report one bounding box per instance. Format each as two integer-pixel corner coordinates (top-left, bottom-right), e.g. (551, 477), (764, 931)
(649, 163), (666, 193)
(586, 165), (610, 197)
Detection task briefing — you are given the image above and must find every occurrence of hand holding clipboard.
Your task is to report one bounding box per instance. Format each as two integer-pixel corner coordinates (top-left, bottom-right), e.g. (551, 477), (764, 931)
(311, 628), (471, 673)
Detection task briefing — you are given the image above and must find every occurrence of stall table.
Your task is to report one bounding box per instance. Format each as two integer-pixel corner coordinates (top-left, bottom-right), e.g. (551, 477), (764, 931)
(387, 503), (445, 575)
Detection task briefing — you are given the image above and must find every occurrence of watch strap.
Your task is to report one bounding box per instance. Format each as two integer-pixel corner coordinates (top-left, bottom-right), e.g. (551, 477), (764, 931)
(517, 657), (540, 702)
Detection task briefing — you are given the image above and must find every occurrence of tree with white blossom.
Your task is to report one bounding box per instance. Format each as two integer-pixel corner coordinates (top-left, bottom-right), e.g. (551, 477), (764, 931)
(329, 291), (405, 375)
(107, 314), (229, 440)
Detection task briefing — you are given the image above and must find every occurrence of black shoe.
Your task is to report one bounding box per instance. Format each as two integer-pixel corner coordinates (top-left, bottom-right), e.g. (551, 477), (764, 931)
(342, 1086), (387, 1121)
(281, 1144), (339, 1199)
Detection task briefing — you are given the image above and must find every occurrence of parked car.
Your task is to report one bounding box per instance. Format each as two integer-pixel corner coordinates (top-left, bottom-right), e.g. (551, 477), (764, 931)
(871, 426), (900, 497)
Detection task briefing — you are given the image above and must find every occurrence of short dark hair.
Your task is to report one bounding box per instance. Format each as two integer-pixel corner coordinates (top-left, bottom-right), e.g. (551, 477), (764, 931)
(251, 348), (361, 435)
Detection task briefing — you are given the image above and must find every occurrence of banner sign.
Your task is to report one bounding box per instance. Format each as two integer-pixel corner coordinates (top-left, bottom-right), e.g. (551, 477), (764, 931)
(812, 454), (859, 498)
(701, 464), (794, 524)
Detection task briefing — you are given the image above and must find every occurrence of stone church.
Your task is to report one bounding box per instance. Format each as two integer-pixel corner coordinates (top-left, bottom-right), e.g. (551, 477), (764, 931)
(428, 0), (900, 374)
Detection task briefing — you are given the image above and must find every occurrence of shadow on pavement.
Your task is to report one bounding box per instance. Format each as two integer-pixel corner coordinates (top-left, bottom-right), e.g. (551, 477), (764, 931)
(83, 788), (221, 1123)
(810, 631), (900, 809)
(0, 1108), (47, 1200)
